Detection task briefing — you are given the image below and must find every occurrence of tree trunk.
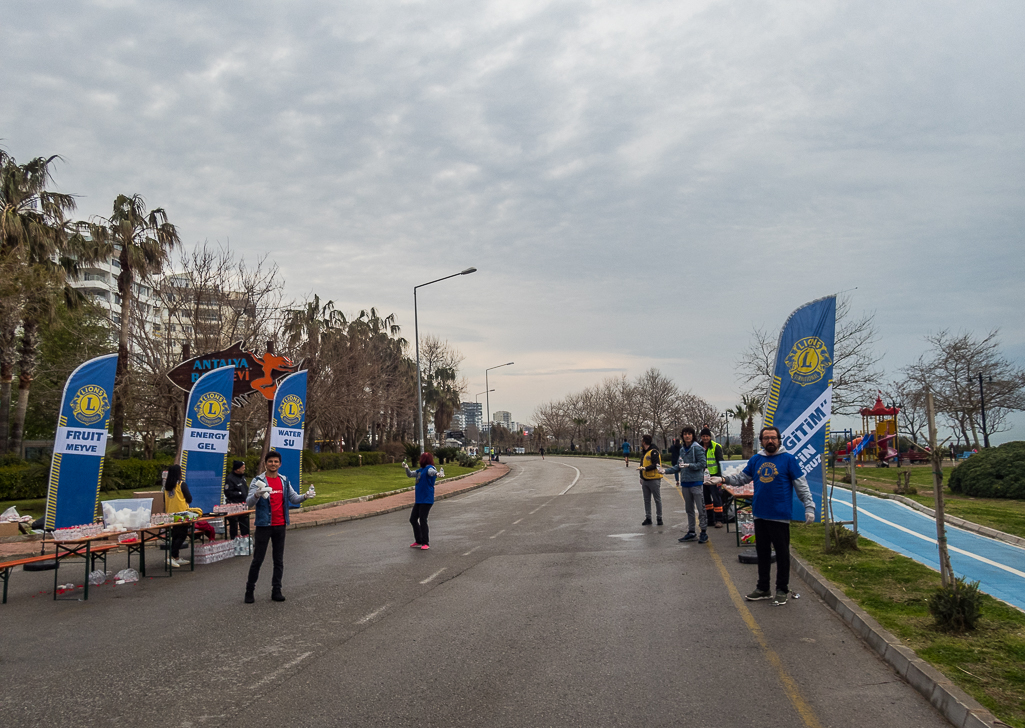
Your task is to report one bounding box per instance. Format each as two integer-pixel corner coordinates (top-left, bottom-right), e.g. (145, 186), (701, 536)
(10, 317), (39, 458)
(0, 319), (18, 455)
(112, 257), (133, 452)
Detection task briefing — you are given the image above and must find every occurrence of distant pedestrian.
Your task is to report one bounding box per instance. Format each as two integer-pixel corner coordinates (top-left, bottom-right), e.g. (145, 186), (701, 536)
(637, 434), (663, 526)
(700, 427), (726, 528)
(404, 452), (441, 550)
(622, 438), (632, 467)
(163, 464), (192, 568)
(244, 451), (316, 603)
(668, 437), (682, 485)
(539, 447), (546, 460)
(664, 426), (708, 543)
(715, 427), (815, 605)
(223, 459), (251, 539)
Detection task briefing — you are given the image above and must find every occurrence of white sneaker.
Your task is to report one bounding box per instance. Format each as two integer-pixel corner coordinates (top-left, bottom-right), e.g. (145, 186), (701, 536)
(170, 558), (181, 568)
(177, 557), (190, 564)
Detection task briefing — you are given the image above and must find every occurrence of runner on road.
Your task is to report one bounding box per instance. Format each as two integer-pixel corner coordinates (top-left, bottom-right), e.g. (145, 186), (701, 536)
(714, 427), (815, 605)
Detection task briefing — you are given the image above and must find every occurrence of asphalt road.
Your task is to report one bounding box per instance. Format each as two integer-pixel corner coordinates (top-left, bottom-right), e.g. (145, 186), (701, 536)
(0, 456), (950, 727)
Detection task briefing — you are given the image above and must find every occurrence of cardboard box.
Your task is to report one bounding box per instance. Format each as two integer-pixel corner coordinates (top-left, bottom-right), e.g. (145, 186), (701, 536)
(134, 490), (166, 514)
(0, 521), (21, 538)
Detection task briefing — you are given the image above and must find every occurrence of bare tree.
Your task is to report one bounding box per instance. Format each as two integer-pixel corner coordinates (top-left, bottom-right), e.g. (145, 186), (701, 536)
(902, 330), (1025, 448)
(735, 293), (884, 415)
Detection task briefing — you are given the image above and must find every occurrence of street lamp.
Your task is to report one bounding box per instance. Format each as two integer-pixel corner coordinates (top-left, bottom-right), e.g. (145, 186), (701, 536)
(474, 390), (493, 440)
(978, 373), (993, 448)
(414, 267), (477, 454)
(485, 362), (514, 462)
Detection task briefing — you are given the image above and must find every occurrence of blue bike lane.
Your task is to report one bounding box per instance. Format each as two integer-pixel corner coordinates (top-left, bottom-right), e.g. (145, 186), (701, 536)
(828, 487), (1025, 613)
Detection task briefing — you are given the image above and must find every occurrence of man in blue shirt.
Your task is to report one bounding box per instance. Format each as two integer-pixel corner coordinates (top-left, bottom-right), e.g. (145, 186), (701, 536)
(622, 439), (632, 467)
(715, 426), (815, 605)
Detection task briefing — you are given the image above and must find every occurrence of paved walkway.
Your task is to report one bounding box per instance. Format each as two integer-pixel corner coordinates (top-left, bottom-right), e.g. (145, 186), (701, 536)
(830, 486), (1025, 611)
(0, 464), (510, 561)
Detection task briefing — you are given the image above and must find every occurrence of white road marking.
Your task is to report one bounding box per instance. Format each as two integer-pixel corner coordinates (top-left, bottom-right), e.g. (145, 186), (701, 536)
(490, 529), (506, 539)
(832, 500), (1025, 579)
(356, 604), (389, 624)
(607, 533), (644, 539)
(420, 568), (447, 584)
(513, 518), (523, 525)
(251, 651), (314, 689)
(462, 545), (481, 556)
(557, 463), (581, 495)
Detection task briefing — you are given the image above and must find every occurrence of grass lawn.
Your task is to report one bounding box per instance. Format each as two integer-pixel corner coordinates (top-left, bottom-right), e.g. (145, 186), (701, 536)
(829, 464), (1025, 540)
(791, 523), (1025, 728)
(0, 463), (486, 520)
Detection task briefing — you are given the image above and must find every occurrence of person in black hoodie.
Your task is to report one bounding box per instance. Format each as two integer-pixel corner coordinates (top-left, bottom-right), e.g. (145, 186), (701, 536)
(224, 459), (250, 539)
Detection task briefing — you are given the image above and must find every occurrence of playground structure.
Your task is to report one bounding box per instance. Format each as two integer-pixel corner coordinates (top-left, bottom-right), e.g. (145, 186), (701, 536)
(835, 394), (901, 465)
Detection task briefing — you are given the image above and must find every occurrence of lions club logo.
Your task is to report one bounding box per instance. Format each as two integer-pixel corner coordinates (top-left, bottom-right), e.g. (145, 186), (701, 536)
(757, 462), (779, 484)
(195, 392), (229, 427)
(784, 337), (832, 386)
(70, 385), (110, 425)
(278, 394), (304, 427)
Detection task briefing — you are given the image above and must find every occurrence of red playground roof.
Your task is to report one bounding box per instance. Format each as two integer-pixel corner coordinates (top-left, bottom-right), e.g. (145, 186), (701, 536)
(860, 395), (899, 417)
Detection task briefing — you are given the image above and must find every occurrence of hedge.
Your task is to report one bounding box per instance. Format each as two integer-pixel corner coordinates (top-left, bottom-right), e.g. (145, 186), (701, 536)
(948, 441), (1025, 499)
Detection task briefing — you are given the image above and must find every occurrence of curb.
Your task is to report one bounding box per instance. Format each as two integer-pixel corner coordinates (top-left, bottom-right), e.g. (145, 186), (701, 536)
(790, 551), (1008, 728)
(828, 482), (1025, 549)
(288, 466), (510, 532)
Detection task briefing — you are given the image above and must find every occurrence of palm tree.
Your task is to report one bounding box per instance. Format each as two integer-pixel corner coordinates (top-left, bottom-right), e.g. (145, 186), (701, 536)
(728, 394), (764, 458)
(0, 151), (80, 454)
(89, 194), (179, 451)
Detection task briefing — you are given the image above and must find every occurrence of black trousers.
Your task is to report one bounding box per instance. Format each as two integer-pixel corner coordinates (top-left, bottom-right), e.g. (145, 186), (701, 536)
(754, 518), (791, 593)
(704, 482), (724, 524)
(410, 503), (433, 545)
(170, 525), (189, 558)
(228, 514), (250, 539)
(247, 525), (286, 591)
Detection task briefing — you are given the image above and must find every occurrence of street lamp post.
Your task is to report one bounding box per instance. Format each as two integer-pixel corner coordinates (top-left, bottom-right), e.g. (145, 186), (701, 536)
(723, 411), (730, 451)
(414, 267), (477, 454)
(485, 362), (514, 462)
(978, 373), (992, 448)
(474, 390), (493, 444)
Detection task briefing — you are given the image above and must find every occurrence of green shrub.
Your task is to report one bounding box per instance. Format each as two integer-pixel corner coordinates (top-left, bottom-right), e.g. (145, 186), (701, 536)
(456, 450), (481, 467)
(0, 462), (40, 500)
(403, 442), (422, 464)
(433, 447), (460, 465)
(928, 576), (983, 631)
(948, 441), (1025, 499)
(102, 456), (174, 492)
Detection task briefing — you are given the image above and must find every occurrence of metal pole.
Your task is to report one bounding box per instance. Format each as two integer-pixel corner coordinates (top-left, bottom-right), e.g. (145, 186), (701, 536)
(486, 370), (491, 460)
(849, 444), (858, 537)
(926, 388), (953, 586)
(979, 373), (990, 448)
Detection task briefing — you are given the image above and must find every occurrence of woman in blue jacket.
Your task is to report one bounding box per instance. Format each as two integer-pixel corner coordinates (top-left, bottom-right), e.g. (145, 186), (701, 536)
(404, 452), (441, 550)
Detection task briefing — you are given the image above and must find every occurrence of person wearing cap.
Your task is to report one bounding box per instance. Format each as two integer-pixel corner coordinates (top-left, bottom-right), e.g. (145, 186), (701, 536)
(244, 451), (316, 603)
(223, 459), (250, 539)
(700, 427), (726, 528)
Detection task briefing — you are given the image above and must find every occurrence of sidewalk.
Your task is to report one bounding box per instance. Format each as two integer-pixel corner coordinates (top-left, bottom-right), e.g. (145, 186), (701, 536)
(0, 464), (510, 561)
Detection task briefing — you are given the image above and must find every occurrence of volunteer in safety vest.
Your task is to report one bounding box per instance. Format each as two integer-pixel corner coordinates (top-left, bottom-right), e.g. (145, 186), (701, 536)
(637, 434), (663, 526)
(700, 427), (726, 528)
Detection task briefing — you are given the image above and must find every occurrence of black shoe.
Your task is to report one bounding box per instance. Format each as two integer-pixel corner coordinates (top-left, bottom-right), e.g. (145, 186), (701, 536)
(271, 591), (286, 602)
(656, 518), (663, 526)
(678, 532), (697, 542)
(641, 518), (653, 526)
(244, 591), (255, 604)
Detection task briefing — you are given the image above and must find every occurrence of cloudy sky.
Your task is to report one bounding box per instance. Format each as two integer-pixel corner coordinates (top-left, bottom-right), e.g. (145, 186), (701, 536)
(3, 0), (1023, 441)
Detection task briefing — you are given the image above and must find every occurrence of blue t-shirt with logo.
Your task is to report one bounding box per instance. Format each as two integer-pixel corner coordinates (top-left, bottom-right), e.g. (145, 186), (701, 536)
(742, 452), (804, 521)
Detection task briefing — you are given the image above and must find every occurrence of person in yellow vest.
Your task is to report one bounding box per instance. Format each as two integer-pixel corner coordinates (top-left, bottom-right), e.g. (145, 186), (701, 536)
(700, 427), (726, 528)
(162, 464), (192, 568)
(637, 434), (663, 526)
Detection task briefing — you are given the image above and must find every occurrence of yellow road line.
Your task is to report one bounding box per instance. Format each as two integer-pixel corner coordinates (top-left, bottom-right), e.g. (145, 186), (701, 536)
(675, 488), (822, 728)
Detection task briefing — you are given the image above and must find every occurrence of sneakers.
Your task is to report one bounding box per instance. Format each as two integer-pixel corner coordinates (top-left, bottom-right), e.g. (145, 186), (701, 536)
(272, 591), (286, 602)
(714, 522), (724, 529)
(641, 518), (653, 526)
(420, 544), (430, 550)
(410, 543), (422, 549)
(774, 589), (789, 605)
(745, 589), (773, 601)
(177, 557), (190, 565)
(656, 518), (663, 526)
(170, 558), (181, 568)
(698, 531), (708, 544)
(679, 532), (697, 542)
(244, 591), (255, 604)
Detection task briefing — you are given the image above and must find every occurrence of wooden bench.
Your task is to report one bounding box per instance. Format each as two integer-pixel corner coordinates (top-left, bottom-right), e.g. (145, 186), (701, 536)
(1, 542), (122, 604)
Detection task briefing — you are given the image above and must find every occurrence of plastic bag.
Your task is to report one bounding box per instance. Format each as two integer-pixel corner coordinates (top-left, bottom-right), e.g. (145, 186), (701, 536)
(1, 506), (19, 521)
(114, 568), (139, 583)
(88, 569), (110, 585)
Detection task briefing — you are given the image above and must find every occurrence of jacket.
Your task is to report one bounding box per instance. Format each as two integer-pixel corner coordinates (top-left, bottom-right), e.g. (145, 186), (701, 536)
(405, 465), (437, 504)
(704, 441), (725, 476)
(224, 471), (248, 504)
(664, 441), (705, 483)
(246, 472), (305, 526)
(640, 446), (662, 480)
(721, 448), (814, 522)
(164, 482), (192, 513)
